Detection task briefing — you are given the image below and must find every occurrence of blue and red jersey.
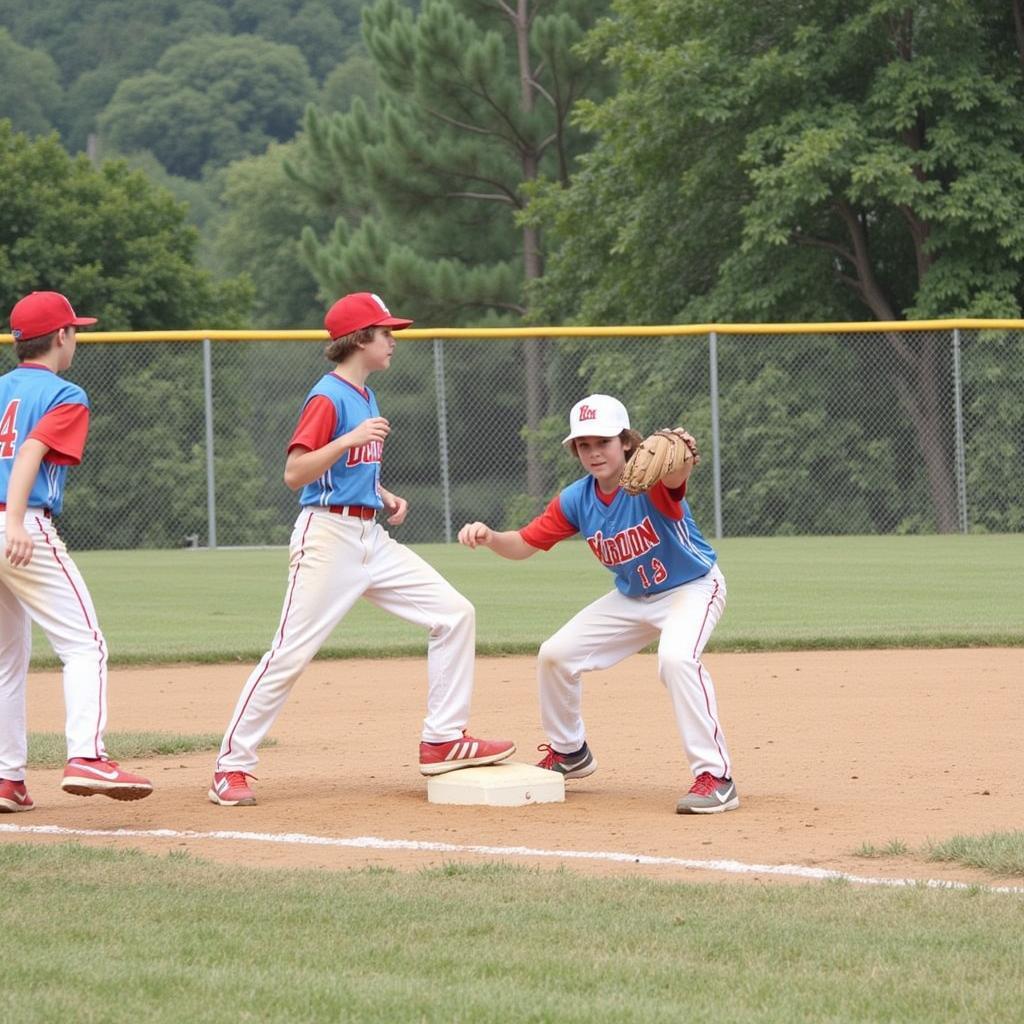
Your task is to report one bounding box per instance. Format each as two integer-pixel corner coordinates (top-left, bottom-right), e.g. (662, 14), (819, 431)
(520, 477), (716, 598)
(0, 363), (90, 515)
(288, 372), (383, 509)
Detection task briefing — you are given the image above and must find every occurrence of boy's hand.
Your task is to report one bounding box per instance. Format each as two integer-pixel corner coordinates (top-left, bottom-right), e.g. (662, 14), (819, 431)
(458, 522), (493, 549)
(346, 417), (390, 448)
(381, 490), (408, 525)
(5, 522), (34, 567)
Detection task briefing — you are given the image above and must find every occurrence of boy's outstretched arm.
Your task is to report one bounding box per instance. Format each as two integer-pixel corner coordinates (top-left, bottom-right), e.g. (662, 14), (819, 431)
(458, 521), (538, 560)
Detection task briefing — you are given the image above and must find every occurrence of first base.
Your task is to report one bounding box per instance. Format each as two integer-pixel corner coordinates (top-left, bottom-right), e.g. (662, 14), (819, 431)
(427, 761), (565, 807)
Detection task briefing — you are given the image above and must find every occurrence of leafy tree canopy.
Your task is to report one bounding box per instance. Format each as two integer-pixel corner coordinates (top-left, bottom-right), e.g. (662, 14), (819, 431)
(296, 0), (612, 326)
(531, 0), (1024, 325)
(0, 28), (62, 137)
(0, 0), (373, 152)
(526, 0), (1024, 533)
(0, 120), (248, 328)
(208, 142), (332, 329)
(97, 34), (317, 178)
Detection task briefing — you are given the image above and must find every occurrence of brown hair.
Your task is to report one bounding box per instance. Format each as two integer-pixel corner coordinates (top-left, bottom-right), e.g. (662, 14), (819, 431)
(14, 330), (57, 362)
(569, 428), (643, 459)
(324, 326), (376, 363)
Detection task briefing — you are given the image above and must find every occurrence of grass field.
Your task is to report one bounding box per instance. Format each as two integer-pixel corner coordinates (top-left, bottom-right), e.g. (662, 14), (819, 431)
(3, 845), (1023, 1024)
(11, 532), (1023, 1022)
(26, 533), (1023, 666)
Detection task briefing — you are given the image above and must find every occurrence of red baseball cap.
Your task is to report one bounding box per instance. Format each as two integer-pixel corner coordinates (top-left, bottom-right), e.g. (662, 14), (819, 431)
(9, 291), (98, 341)
(324, 292), (413, 340)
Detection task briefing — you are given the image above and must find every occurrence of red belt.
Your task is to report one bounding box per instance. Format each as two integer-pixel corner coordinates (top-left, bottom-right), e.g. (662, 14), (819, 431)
(0, 503), (52, 519)
(327, 505), (376, 520)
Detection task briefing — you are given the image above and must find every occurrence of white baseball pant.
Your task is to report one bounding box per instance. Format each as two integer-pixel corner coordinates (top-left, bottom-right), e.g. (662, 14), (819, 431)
(0, 510), (108, 779)
(537, 563), (731, 779)
(217, 508), (477, 772)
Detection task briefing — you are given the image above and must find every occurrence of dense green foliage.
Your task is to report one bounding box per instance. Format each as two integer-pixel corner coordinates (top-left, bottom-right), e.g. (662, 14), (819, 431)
(288, 0), (614, 503)
(0, 123), (284, 549)
(2, 1), (1021, 539)
(0, 0), (367, 151)
(0, 27), (61, 136)
(98, 34), (317, 179)
(528, 0), (1024, 532)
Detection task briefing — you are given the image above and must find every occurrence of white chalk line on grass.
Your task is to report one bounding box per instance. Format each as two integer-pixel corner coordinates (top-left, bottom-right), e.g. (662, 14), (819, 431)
(2, 823), (1022, 894)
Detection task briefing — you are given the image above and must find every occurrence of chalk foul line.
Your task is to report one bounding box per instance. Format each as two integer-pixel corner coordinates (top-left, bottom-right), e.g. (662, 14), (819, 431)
(1, 823), (1021, 894)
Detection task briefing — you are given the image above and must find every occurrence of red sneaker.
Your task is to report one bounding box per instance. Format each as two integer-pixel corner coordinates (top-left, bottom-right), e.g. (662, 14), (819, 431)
(208, 771), (257, 806)
(61, 758), (153, 801)
(419, 731), (516, 776)
(0, 778), (34, 813)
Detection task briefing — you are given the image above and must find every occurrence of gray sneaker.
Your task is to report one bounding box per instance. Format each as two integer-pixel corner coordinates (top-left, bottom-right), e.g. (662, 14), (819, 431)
(536, 742), (597, 779)
(676, 772), (739, 814)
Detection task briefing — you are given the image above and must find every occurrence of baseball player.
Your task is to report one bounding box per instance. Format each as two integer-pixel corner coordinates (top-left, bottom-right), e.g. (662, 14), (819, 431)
(0, 291), (153, 813)
(458, 394), (738, 814)
(209, 292), (515, 806)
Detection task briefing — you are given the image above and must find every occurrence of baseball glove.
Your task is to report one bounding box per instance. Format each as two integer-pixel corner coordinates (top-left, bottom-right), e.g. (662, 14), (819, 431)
(619, 429), (700, 496)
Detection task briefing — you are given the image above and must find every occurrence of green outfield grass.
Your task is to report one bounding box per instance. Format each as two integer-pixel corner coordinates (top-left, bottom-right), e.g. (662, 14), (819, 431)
(1, 845), (1021, 1024)
(25, 732), (251, 768)
(25, 533), (1022, 666)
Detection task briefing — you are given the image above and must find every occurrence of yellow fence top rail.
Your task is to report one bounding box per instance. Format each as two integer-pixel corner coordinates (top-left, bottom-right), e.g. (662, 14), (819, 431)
(2, 318), (1023, 343)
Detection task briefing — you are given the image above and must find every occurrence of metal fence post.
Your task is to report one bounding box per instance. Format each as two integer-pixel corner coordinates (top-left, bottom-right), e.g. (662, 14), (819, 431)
(202, 338), (217, 549)
(709, 330), (723, 539)
(433, 338), (453, 543)
(951, 328), (969, 534)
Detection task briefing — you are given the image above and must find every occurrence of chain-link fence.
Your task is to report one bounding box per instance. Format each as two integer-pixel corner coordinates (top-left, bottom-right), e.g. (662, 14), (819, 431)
(11, 324), (1021, 549)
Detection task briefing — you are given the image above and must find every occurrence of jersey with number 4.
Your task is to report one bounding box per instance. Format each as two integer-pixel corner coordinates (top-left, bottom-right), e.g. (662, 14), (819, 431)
(520, 477), (716, 598)
(0, 364), (90, 515)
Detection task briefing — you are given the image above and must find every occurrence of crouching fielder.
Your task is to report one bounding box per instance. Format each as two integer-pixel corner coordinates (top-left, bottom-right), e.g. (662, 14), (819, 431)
(458, 394), (737, 814)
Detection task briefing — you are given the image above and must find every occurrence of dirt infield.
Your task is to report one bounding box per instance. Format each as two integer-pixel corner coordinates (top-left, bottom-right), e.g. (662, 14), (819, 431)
(6, 649), (1022, 887)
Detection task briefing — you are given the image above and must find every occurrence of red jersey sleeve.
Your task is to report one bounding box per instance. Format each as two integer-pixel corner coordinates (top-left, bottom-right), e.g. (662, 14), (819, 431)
(649, 480), (686, 520)
(29, 403), (90, 465)
(519, 495), (579, 551)
(287, 395), (337, 453)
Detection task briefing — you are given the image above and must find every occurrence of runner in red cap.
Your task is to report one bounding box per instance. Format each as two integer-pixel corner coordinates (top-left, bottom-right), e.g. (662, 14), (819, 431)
(209, 292), (515, 806)
(0, 292), (153, 813)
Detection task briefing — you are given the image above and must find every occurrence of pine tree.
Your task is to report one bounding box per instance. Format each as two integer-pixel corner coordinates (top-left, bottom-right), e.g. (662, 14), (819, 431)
(292, 0), (610, 497)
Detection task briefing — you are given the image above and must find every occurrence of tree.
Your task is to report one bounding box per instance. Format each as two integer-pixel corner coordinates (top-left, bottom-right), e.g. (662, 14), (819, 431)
(0, 28), (62, 136)
(295, 0), (611, 499)
(97, 34), (316, 178)
(0, 0), (234, 152)
(0, 121), (264, 549)
(531, 0), (1024, 532)
(209, 142), (331, 330)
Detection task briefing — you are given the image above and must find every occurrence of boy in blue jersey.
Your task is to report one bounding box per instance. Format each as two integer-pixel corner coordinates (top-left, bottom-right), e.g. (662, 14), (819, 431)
(209, 292), (515, 806)
(0, 291), (153, 813)
(459, 394), (738, 814)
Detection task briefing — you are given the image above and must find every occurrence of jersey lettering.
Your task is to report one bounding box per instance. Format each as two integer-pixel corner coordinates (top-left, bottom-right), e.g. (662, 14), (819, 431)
(586, 516), (662, 567)
(346, 440), (383, 467)
(0, 399), (20, 458)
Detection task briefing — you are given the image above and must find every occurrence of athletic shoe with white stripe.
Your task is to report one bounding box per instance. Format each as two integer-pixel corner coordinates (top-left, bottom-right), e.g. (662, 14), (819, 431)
(419, 731), (516, 775)
(61, 758), (153, 801)
(0, 778), (34, 813)
(208, 770), (257, 806)
(676, 772), (739, 814)
(536, 742), (597, 779)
